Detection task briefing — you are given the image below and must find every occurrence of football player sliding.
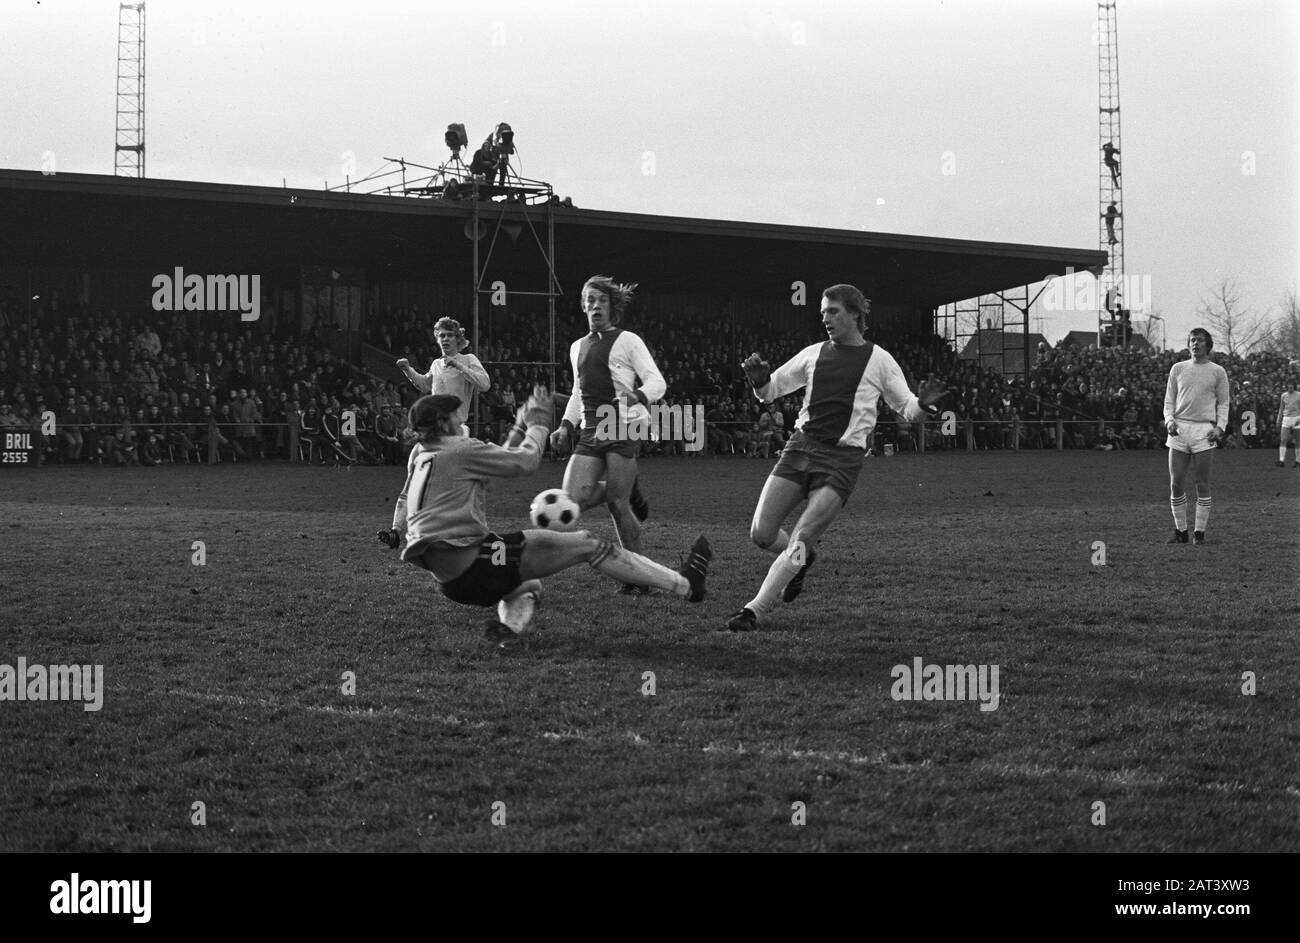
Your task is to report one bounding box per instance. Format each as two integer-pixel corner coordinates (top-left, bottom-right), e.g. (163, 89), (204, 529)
(377, 388), (711, 647)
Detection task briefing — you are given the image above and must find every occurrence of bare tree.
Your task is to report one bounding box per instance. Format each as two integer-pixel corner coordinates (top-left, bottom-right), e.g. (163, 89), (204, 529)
(1140, 309), (1166, 349)
(1265, 287), (1300, 360)
(1195, 277), (1270, 356)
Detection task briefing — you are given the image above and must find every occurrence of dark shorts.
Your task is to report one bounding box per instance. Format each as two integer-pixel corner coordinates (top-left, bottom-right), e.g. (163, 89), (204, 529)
(574, 425), (639, 460)
(770, 430), (865, 505)
(438, 531), (527, 607)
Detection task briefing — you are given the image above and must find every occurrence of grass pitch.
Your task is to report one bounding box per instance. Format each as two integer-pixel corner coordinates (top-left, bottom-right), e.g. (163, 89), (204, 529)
(1, 450), (1296, 852)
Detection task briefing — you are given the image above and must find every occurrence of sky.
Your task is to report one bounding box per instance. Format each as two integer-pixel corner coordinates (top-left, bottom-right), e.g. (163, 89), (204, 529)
(3, 0), (1296, 348)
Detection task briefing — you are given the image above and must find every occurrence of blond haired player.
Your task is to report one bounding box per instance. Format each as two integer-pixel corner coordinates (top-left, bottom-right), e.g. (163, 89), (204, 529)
(550, 276), (665, 594)
(396, 317), (490, 435)
(378, 388), (710, 647)
(1164, 328), (1230, 545)
(1276, 374), (1300, 467)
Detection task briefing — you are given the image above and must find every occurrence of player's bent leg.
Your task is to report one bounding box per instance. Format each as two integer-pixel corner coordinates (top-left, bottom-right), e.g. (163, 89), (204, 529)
(748, 474), (805, 554)
(562, 455), (607, 510)
(518, 529), (708, 601)
(602, 452), (642, 553)
(780, 485), (843, 602)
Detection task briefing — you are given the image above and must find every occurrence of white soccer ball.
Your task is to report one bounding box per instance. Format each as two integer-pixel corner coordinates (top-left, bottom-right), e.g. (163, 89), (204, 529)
(529, 488), (581, 531)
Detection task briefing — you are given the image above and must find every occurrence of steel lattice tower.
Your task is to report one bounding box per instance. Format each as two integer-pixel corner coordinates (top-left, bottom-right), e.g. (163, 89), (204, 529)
(115, 2), (145, 178)
(1097, 0), (1125, 346)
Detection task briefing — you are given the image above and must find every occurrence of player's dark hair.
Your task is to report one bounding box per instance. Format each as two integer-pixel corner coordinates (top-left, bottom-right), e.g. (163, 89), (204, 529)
(1189, 327), (1213, 351)
(582, 275), (637, 326)
(823, 284), (871, 331)
(408, 394), (461, 444)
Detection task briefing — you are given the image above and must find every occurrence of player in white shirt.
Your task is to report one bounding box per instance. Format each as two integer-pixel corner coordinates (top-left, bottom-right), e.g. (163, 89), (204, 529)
(378, 389), (710, 647)
(396, 317), (491, 435)
(724, 284), (947, 632)
(1163, 328), (1230, 545)
(549, 276), (665, 594)
(1276, 374), (1300, 467)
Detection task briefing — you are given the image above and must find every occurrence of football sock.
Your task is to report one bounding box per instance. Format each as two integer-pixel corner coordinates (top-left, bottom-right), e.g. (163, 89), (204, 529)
(1194, 496), (1211, 532)
(745, 547), (802, 617)
(1281, 444), (1289, 462)
(761, 528), (790, 555)
(498, 582), (541, 633)
(1170, 493), (1187, 531)
(590, 538), (688, 597)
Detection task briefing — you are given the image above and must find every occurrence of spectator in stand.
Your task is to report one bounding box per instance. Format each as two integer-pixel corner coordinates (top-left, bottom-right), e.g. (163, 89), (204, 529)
(756, 402), (786, 458)
(166, 404), (197, 462)
(233, 388), (261, 459)
(374, 403), (403, 465)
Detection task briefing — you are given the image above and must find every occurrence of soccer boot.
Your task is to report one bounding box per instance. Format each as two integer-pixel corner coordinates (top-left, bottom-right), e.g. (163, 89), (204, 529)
(629, 477), (650, 522)
(1193, 531), (1206, 545)
(679, 535), (712, 603)
(1167, 529), (1189, 544)
(724, 607), (758, 632)
(782, 547), (818, 603)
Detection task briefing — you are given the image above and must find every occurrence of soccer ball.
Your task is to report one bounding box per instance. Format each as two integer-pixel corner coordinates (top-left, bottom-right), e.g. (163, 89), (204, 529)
(529, 489), (581, 531)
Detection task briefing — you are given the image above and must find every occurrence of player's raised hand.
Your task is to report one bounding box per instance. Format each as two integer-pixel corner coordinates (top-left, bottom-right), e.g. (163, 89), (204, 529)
(742, 353), (771, 386)
(525, 384), (553, 413)
(521, 385), (553, 431)
(395, 358), (411, 370)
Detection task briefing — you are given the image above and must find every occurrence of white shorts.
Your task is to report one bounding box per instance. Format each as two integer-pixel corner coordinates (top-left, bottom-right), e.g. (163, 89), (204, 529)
(1168, 420), (1216, 454)
(1281, 417), (1300, 433)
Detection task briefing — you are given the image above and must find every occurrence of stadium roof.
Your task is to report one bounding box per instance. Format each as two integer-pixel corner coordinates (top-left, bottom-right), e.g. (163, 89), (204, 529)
(0, 169), (1107, 309)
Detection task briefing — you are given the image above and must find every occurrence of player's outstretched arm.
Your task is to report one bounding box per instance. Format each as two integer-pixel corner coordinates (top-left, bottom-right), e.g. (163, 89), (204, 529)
(380, 449), (420, 548)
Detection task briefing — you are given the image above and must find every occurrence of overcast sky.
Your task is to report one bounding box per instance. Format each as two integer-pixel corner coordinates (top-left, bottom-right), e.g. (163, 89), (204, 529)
(4, 0), (1296, 348)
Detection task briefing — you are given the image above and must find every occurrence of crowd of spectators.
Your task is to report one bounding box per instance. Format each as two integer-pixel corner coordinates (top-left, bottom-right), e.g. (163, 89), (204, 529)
(0, 299), (411, 467)
(3, 295), (1295, 467)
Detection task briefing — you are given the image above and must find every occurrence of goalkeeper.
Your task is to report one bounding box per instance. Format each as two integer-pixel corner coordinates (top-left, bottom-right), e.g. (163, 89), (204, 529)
(378, 387), (711, 647)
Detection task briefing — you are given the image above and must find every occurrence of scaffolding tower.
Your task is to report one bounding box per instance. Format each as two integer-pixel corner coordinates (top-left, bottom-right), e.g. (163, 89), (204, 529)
(1097, 0), (1126, 346)
(115, 2), (146, 178)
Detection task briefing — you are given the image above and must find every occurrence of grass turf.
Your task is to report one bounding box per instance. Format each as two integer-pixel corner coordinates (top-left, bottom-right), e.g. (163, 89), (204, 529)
(1, 449), (1296, 851)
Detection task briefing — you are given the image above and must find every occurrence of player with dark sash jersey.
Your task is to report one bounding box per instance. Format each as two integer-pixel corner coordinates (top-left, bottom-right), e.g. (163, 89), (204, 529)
(1163, 328), (1230, 545)
(378, 388), (711, 647)
(723, 284), (947, 632)
(549, 276), (665, 595)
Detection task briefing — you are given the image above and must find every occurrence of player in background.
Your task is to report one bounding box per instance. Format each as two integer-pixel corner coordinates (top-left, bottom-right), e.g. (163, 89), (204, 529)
(724, 284), (946, 632)
(1276, 373), (1300, 467)
(549, 276), (663, 594)
(378, 389), (710, 647)
(396, 317), (490, 436)
(1164, 328), (1230, 545)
